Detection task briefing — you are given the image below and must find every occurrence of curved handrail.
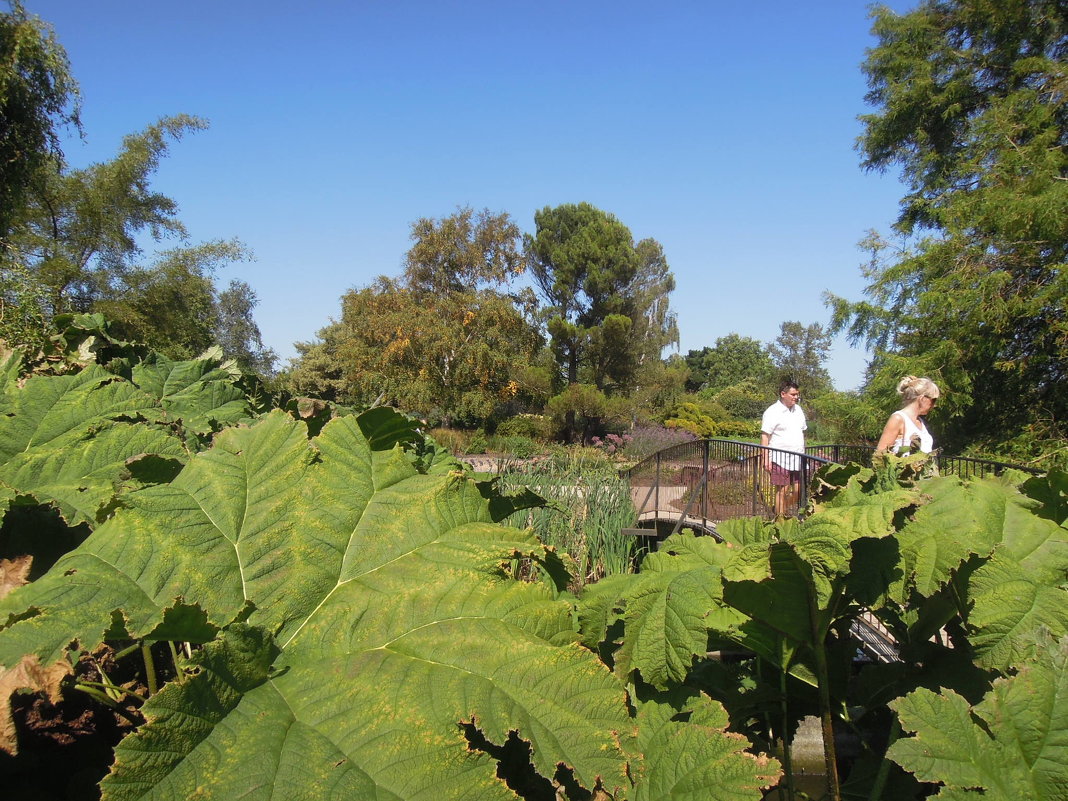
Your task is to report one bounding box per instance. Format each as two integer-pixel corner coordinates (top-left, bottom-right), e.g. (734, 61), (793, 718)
(803, 444), (1043, 477)
(623, 439), (1043, 530)
(624, 439), (833, 529)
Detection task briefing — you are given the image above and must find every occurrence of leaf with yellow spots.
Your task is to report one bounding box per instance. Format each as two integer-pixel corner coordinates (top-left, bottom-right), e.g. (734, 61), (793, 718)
(0, 408), (635, 800)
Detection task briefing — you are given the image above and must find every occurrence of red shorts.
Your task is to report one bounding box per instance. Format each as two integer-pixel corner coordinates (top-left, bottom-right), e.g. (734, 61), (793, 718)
(770, 463), (800, 487)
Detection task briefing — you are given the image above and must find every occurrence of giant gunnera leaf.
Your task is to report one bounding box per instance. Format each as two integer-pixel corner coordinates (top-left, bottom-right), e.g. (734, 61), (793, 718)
(0, 409), (646, 799)
(892, 475), (1068, 670)
(0, 365), (183, 526)
(578, 533), (745, 690)
(888, 635), (1068, 799)
(630, 691), (780, 800)
(131, 350), (251, 437)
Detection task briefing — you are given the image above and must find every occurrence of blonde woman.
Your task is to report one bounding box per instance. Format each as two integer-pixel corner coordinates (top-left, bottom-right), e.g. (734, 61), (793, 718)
(875, 376), (941, 454)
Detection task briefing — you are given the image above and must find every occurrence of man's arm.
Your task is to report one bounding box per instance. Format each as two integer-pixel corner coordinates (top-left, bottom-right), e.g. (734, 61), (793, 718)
(760, 431), (771, 471)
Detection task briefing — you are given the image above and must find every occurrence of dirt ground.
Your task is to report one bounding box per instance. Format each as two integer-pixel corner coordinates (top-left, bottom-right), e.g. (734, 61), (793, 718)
(2, 648), (147, 801)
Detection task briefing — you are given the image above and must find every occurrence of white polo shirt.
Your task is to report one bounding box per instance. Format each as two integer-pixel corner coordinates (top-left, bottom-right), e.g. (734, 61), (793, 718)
(761, 400), (807, 470)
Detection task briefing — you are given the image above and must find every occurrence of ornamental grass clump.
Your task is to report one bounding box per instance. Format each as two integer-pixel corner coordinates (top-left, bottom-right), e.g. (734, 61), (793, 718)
(498, 459), (638, 586)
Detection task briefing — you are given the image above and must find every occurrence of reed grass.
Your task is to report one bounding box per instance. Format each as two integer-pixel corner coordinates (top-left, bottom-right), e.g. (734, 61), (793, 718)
(497, 455), (638, 588)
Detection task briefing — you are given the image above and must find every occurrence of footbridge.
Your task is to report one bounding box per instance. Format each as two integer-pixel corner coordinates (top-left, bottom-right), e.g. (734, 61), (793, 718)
(622, 439), (1039, 541)
(621, 440), (1041, 663)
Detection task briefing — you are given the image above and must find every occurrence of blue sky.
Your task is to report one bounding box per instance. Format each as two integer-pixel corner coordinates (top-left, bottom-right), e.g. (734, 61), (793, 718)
(37, 0), (918, 390)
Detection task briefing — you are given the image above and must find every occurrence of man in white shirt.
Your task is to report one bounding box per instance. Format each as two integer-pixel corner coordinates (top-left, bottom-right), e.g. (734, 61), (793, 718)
(760, 381), (806, 517)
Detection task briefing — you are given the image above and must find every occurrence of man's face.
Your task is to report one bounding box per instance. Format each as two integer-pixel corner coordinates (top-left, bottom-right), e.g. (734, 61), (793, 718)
(780, 387), (800, 408)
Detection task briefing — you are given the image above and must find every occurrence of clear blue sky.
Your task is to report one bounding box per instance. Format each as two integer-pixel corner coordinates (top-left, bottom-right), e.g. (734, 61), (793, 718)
(38, 0), (918, 390)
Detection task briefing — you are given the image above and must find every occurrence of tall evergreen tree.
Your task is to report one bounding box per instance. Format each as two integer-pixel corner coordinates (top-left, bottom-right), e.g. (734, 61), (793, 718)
(526, 202), (677, 395)
(828, 0), (1068, 462)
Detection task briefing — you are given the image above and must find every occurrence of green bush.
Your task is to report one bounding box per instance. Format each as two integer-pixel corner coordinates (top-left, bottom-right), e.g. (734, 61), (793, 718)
(708, 379), (769, 419)
(495, 414), (548, 440)
(710, 419), (761, 440)
(464, 431), (488, 454)
(662, 401), (719, 438)
(490, 434), (542, 458)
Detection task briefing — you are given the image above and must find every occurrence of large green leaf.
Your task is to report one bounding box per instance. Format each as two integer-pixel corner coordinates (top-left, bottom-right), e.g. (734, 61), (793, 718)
(0, 365), (162, 464)
(0, 347), (22, 414)
(895, 475), (1068, 603)
(642, 532), (737, 570)
(0, 409), (638, 799)
(631, 692), (781, 800)
(0, 366), (187, 528)
(131, 352), (251, 436)
(1020, 470), (1068, 527)
(611, 567), (732, 690)
(812, 467), (920, 538)
(720, 541), (820, 683)
(0, 424), (184, 526)
(888, 636), (1068, 799)
(578, 533), (746, 690)
(887, 475), (1068, 669)
(967, 557), (1068, 672)
(718, 501), (892, 685)
(714, 516), (776, 547)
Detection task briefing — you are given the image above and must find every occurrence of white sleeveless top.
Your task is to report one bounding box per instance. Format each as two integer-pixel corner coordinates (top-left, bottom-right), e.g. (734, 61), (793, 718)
(891, 410), (933, 453)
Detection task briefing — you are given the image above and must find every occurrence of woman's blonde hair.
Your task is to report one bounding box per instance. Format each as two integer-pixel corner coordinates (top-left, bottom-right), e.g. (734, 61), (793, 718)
(897, 375), (940, 404)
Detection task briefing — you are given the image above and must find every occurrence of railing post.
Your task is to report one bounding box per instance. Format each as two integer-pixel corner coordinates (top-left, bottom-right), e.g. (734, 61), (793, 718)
(655, 451), (661, 520)
(702, 440), (709, 531)
(752, 445), (760, 518)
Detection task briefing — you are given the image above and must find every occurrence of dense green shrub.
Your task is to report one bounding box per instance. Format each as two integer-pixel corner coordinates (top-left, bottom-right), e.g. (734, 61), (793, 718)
(662, 400), (719, 438)
(494, 413), (549, 440)
(489, 434), (542, 458)
(707, 378), (769, 419)
(711, 419), (761, 440)
(464, 430), (488, 454)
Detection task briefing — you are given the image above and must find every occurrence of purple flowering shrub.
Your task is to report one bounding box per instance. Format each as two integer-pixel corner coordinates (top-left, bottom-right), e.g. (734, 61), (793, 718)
(594, 426), (698, 463)
(589, 432), (633, 456)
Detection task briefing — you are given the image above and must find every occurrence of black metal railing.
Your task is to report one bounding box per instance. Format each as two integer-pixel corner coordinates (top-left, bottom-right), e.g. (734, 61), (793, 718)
(804, 445), (1043, 479)
(936, 454), (1043, 479)
(804, 444), (873, 466)
(624, 439), (833, 532)
(624, 440), (1043, 533)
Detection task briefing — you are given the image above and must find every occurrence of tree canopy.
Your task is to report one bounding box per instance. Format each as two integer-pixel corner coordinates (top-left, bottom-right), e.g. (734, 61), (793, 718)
(286, 208), (540, 425)
(0, 0), (80, 240)
(684, 334), (774, 393)
(526, 202), (677, 395)
(9, 114), (203, 315)
(404, 206), (524, 294)
(828, 0), (1068, 464)
(769, 321), (833, 397)
(0, 107), (274, 373)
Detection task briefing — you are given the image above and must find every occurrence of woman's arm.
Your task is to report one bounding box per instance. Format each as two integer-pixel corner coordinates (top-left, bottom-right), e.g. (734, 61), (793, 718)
(874, 413), (904, 453)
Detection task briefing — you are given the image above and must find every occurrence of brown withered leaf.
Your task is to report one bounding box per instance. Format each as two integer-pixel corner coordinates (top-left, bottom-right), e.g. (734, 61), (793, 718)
(0, 555), (32, 601)
(0, 654), (72, 754)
